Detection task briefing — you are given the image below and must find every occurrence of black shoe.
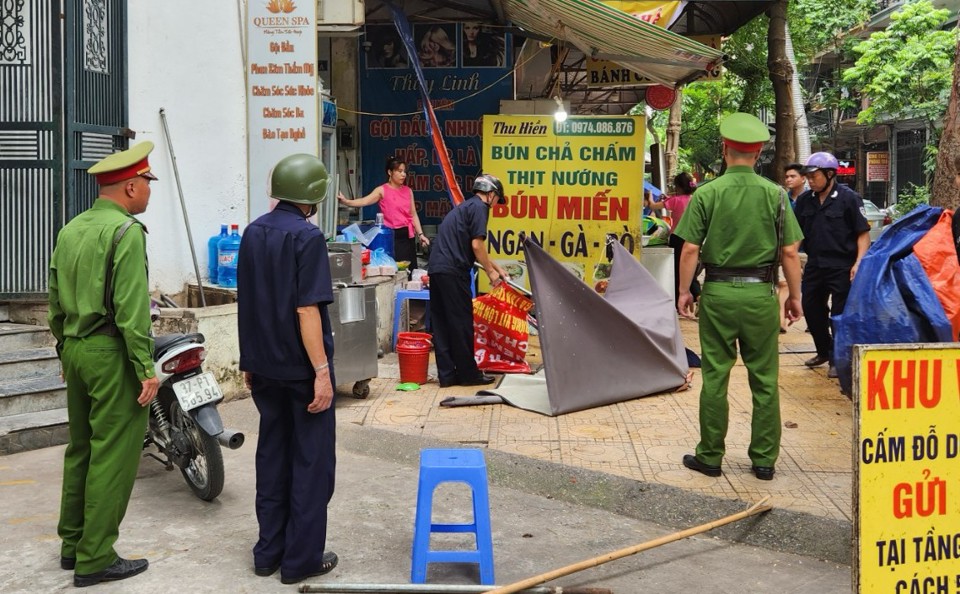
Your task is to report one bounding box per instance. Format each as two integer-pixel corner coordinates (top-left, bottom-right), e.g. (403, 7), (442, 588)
(74, 557), (149, 587)
(61, 556), (76, 570)
(254, 564), (279, 577)
(752, 466), (776, 481)
(682, 454), (721, 477)
(827, 364), (838, 378)
(439, 378), (458, 388)
(280, 551), (338, 584)
(804, 354), (830, 368)
(460, 374), (497, 387)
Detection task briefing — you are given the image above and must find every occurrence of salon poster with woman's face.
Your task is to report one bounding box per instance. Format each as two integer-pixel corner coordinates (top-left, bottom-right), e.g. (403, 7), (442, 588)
(460, 22), (505, 68)
(367, 24), (410, 69)
(414, 23), (458, 68)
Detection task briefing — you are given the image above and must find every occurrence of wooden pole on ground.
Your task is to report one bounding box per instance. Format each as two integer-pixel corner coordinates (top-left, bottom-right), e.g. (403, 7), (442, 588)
(486, 496), (773, 594)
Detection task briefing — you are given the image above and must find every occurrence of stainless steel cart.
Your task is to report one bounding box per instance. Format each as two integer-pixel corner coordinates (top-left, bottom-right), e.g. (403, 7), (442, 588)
(330, 283), (379, 399)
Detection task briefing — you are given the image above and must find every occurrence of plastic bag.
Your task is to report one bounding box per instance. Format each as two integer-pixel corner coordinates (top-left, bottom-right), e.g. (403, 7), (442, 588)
(642, 215), (670, 246)
(341, 223), (365, 244)
(472, 283), (534, 373)
(370, 248), (397, 275)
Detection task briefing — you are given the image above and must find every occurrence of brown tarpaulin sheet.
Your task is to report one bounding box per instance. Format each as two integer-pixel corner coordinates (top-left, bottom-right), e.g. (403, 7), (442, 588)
(476, 239), (689, 416)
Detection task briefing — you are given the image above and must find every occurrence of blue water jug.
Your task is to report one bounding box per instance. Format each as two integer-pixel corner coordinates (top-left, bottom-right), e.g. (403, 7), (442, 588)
(367, 225), (393, 258)
(217, 224), (241, 288)
(207, 224), (227, 284)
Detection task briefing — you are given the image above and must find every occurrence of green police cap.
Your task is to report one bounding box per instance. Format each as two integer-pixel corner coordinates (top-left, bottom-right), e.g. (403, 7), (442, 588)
(719, 113), (770, 151)
(88, 141), (159, 185)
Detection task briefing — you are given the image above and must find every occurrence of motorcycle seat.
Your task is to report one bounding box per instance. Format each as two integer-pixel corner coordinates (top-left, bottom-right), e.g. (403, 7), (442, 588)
(154, 333), (206, 359)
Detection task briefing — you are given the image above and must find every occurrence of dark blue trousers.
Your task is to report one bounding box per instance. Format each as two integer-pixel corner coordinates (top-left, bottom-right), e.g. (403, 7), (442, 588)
(429, 271), (481, 385)
(251, 374), (336, 580)
(801, 266), (851, 360)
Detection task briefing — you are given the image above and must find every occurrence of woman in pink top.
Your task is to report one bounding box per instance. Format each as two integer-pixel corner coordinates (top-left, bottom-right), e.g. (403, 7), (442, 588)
(645, 172), (700, 305)
(338, 157), (429, 267)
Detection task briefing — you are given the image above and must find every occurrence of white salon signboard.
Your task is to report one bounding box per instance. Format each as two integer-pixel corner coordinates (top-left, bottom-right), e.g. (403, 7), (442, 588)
(246, 0), (318, 219)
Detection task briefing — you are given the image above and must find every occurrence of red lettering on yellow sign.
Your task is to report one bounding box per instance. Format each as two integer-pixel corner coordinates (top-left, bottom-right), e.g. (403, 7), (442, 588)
(866, 359), (942, 410)
(556, 195), (629, 221)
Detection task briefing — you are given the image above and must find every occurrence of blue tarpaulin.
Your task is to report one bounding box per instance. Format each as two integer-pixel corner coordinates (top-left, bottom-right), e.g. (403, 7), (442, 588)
(833, 205), (953, 394)
(644, 180), (664, 197)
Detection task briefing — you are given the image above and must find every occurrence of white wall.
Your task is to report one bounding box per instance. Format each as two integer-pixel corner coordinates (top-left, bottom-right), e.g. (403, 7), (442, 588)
(127, 1), (249, 295)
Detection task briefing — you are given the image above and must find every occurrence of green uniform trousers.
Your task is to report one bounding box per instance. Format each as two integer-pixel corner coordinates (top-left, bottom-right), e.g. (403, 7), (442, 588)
(58, 334), (149, 574)
(695, 281), (781, 468)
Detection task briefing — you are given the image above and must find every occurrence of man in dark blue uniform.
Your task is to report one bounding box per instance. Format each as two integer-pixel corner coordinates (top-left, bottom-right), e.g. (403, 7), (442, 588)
(428, 174), (510, 387)
(237, 154), (339, 584)
(794, 152), (870, 379)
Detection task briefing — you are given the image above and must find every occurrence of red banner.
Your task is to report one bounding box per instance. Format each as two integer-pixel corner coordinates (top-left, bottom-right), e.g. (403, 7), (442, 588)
(473, 283), (534, 373)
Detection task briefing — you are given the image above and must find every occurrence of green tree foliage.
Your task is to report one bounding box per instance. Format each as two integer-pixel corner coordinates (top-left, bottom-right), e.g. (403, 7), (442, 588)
(720, 17), (774, 114)
(667, 0), (880, 174)
(789, 0), (874, 60)
(788, 0), (874, 147)
(893, 182), (931, 219)
(842, 0), (955, 127)
(677, 79), (743, 175)
(672, 18), (768, 176)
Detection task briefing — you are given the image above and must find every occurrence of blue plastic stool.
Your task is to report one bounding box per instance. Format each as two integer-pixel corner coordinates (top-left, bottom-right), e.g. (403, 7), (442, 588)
(410, 448), (494, 585)
(393, 289), (431, 351)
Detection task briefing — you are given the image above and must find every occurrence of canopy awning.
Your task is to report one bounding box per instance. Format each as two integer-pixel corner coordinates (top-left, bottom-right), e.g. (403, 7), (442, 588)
(502, 0), (725, 86)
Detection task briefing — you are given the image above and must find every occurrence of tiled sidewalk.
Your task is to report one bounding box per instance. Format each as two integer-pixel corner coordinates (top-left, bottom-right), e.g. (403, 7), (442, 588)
(335, 317), (854, 522)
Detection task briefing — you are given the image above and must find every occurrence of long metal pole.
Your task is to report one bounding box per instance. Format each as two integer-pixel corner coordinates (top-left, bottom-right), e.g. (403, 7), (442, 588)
(486, 497), (773, 594)
(299, 585), (611, 593)
(159, 107), (206, 307)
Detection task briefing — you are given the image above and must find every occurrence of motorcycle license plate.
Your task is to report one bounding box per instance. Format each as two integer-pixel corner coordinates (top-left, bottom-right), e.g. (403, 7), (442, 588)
(173, 372), (223, 411)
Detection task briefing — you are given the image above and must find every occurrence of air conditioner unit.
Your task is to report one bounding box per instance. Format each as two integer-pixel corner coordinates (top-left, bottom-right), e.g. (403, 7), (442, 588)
(317, 0), (364, 32)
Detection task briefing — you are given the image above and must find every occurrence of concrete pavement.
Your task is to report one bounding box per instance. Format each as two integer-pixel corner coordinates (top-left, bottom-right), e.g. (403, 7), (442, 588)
(342, 316), (854, 565)
(0, 316), (856, 592)
(0, 394), (849, 593)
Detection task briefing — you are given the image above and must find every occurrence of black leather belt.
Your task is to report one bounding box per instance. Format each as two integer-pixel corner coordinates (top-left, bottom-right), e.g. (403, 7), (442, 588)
(89, 323), (120, 337)
(704, 265), (774, 284)
(704, 274), (768, 283)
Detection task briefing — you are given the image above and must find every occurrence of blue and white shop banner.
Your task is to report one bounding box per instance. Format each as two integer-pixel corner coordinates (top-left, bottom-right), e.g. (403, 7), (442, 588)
(358, 21), (512, 226)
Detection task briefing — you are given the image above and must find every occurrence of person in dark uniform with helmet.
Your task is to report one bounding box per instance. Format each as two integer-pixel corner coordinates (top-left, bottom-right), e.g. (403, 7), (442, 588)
(794, 151), (870, 379)
(49, 142), (159, 587)
(237, 154), (339, 584)
(428, 174), (510, 387)
(673, 113), (804, 481)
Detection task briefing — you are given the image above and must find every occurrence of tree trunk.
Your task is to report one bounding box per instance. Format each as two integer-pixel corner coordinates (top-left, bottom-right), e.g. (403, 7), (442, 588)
(932, 30), (960, 210)
(767, 0), (795, 184)
(665, 87), (683, 189)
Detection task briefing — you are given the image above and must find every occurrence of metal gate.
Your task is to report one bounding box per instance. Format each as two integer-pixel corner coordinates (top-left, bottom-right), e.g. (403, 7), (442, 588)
(64, 0), (129, 221)
(0, 0), (127, 299)
(0, 0), (61, 298)
(895, 128), (927, 199)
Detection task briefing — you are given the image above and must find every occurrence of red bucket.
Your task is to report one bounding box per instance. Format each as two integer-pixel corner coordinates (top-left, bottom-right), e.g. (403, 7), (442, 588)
(397, 343), (431, 385)
(397, 331), (432, 350)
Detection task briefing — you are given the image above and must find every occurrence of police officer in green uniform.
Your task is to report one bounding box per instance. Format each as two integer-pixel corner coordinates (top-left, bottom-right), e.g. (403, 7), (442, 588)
(48, 142), (159, 587)
(673, 113), (804, 481)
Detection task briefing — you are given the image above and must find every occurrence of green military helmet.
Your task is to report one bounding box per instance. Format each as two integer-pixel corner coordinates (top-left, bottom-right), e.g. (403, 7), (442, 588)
(270, 154), (329, 204)
(719, 112), (770, 151)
